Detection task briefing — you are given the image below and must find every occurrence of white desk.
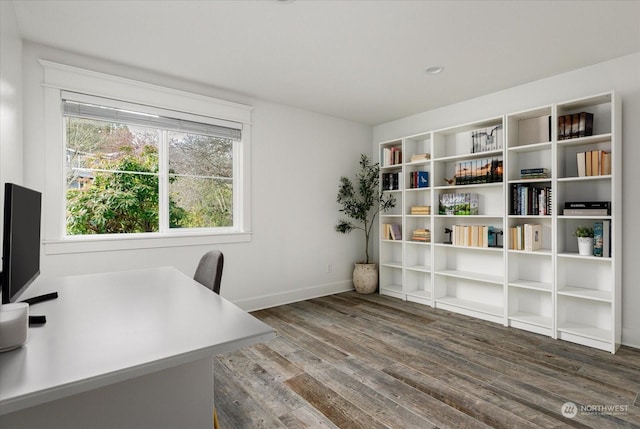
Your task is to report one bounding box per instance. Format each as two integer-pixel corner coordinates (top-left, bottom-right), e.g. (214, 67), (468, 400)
(0, 267), (275, 428)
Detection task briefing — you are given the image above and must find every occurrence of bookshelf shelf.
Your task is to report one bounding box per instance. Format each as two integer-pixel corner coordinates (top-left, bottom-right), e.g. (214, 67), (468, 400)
(558, 323), (611, 343)
(557, 175), (611, 183)
(434, 182), (503, 191)
(436, 297), (503, 318)
(509, 312), (552, 329)
(508, 279), (552, 292)
(378, 91), (620, 353)
(558, 287), (611, 303)
(508, 141), (552, 153)
(435, 269), (503, 285)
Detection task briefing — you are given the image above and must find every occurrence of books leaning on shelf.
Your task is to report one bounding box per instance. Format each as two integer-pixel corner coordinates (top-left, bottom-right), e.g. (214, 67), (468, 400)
(558, 112), (593, 140)
(450, 225), (497, 247)
(562, 201), (610, 216)
(576, 150), (611, 177)
(439, 193), (479, 215)
(410, 206), (431, 215)
(382, 223), (402, 240)
(471, 125), (503, 153)
(382, 146), (402, 166)
(408, 171), (429, 188)
(454, 157), (503, 185)
(410, 153), (431, 163)
(509, 224), (542, 251)
(520, 168), (550, 180)
(510, 184), (552, 216)
(593, 220), (611, 257)
(411, 228), (431, 242)
(382, 172), (401, 191)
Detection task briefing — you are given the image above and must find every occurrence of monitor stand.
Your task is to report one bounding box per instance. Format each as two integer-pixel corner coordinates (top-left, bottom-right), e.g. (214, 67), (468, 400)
(20, 292), (59, 326)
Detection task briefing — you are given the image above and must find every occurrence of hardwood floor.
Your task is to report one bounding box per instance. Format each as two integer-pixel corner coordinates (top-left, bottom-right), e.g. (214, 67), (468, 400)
(214, 292), (640, 428)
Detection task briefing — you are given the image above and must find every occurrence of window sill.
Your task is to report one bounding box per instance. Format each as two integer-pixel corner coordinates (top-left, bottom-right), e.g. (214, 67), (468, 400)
(43, 231), (252, 255)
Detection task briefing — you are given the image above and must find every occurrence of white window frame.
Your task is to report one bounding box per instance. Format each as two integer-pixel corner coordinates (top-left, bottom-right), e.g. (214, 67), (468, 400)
(41, 60), (253, 255)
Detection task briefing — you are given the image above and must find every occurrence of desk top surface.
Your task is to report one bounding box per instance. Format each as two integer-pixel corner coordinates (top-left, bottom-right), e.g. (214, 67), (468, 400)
(0, 267), (275, 414)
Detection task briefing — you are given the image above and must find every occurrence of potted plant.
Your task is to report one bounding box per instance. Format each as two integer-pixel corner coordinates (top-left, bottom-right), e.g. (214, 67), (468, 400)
(336, 153), (396, 293)
(574, 225), (594, 256)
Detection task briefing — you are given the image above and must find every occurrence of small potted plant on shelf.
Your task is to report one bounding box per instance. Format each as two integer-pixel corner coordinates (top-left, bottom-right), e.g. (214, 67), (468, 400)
(336, 153), (396, 293)
(574, 225), (594, 256)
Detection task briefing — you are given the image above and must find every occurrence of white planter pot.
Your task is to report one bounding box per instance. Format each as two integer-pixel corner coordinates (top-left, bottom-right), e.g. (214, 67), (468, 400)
(353, 263), (378, 294)
(577, 237), (594, 256)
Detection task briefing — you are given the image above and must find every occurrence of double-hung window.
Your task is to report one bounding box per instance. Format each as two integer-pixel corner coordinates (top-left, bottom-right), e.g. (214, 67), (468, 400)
(41, 60), (252, 254)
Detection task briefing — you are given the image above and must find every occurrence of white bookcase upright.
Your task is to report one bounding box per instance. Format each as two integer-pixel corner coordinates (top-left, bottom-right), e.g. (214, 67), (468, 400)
(377, 91), (621, 353)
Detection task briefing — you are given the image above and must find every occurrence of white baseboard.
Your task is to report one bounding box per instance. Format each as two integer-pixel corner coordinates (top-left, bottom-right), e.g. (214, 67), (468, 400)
(622, 328), (640, 350)
(233, 280), (354, 312)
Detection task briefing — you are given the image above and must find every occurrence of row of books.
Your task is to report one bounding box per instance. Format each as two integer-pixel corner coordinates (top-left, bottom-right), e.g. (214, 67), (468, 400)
(381, 223), (402, 240)
(410, 205), (431, 215)
(439, 193), (479, 215)
(509, 224), (543, 251)
(471, 125), (504, 153)
(453, 157), (503, 185)
(577, 150), (610, 177)
(520, 167), (550, 180)
(510, 184), (552, 216)
(448, 225), (500, 248)
(558, 112), (593, 140)
(593, 220), (611, 257)
(408, 171), (429, 188)
(411, 228), (430, 242)
(562, 201), (610, 216)
(382, 147), (402, 167)
(381, 172), (401, 191)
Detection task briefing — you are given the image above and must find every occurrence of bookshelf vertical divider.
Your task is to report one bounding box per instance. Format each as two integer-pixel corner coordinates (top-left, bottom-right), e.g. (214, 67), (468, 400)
(378, 91), (621, 353)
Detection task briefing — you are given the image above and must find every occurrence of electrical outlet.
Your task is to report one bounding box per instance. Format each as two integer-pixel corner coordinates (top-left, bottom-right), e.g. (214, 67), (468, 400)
(326, 264), (332, 273)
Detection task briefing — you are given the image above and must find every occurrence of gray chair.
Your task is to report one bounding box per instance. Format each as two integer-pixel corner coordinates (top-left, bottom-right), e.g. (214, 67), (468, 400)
(194, 250), (224, 294)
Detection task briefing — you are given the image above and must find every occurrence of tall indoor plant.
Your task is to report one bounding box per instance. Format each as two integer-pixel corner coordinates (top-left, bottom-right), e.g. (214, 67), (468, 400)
(336, 153), (396, 293)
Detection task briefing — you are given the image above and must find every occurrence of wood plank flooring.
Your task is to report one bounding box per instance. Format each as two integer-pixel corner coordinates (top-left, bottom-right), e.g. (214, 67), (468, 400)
(214, 292), (640, 428)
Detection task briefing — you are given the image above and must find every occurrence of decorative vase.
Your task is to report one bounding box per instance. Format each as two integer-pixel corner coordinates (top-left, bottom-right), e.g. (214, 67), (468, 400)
(353, 263), (378, 294)
(577, 237), (594, 256)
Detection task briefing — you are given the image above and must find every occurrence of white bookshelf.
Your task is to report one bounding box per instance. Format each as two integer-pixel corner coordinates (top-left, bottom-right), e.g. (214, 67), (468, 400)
(377, 91), (621, 353)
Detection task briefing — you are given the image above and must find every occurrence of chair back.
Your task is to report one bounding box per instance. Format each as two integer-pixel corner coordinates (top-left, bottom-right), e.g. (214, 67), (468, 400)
(194, 250), (224, 294)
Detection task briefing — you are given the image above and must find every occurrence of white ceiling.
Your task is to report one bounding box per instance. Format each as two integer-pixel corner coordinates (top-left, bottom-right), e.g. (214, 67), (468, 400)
(11, 0), (640, 125)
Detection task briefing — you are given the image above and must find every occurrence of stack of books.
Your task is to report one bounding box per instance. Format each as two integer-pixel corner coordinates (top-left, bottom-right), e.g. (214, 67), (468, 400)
(454, 157), (503, 185)
(520, 168), (550, 180)
(576, 150), (611, 177)
(563, 201), (610, 216)
(450, 225), (494, 247)
(511, 184), (552, 216)
(408, 171), (429, 188)
(382, 172), (401, 190)
(382, 223), (402, 240)
(439, 193), (479, 215)
(593, 220), (611, 257)
(509, 224), (543, 251)
(410, 206), (431, 215)
(411, 229), (430, 242)
(558, 112), (593, 140)
(382, 147), (402, 166)
(410, 153), (430, 163)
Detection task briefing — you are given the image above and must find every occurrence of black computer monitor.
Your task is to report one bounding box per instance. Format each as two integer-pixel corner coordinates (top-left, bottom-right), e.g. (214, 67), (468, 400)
(1, 183), (42, 304)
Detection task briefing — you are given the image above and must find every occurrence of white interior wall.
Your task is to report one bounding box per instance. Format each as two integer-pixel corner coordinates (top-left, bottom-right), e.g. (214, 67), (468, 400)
(21, 42), (371, 310)
(373, 52), (640, 348)
(0, 1), (24, 260)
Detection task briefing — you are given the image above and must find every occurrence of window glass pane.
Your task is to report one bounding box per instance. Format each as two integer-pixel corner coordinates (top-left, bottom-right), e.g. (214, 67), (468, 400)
(65, 117), (160, 235)
(168, 132), (233, 228)
(169, 177), (233, 228)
